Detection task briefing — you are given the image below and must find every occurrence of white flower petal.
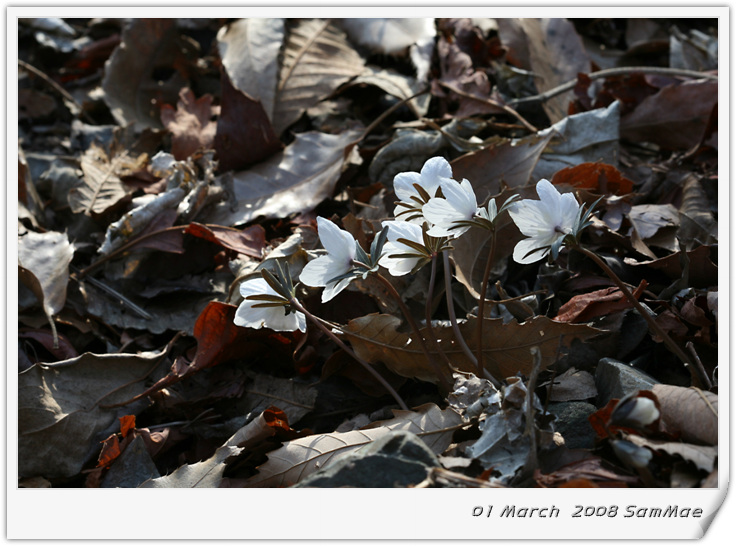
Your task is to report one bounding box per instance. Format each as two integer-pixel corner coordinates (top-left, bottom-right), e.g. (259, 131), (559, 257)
(420, 156), (453, 188)
(239, 277), (273, 298)
(383, 219), (424, 243)
(315, 217), (356, 263)
(321, 276), (352, 302)
(393, 171), (423, 202)
(234, 278), (305, 332)
(512, 237), (551, 264)
(508, 200), (555, 237)
(299, 255), (348, 288)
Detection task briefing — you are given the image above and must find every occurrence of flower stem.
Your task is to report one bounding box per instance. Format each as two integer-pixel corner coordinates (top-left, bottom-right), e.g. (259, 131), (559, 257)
(425, 255), (459, 375)
(476, 227), (497, 376)
(574, 245), (708, 389)
(372, 271), (452, 392)
(442, 251), (479, 371)
(289, 298), (409, 410)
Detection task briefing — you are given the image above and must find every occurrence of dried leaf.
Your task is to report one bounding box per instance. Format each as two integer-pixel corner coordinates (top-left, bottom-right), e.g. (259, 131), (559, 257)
(508, 19), (591, 123)
(244, 403), (463, 487)
(546, 368), (597, 402)
(185, 223), (266, 258)
(68, 143), (130, 215)
(102, 19), (198, 130)
(18, 230), (74, 318)
(205, 129), (362, 227)
(342, 313), (600, 383)
(273, 19), (365, 134)
(677, 174), (718, 249)
(550, 162), (634, 196)
(160, 88), (219, 161)
(216, 18), (285, 122)
(554, 280), (647, 323)
(652, 384), (717, 445)
(621, 80), (718, 150)
(139, 445), (242, 488)
(450, 131), (553, 203)
(213, 67), (282, 172)
(624, 433), (716, 473)
(18, 350), (166, 478)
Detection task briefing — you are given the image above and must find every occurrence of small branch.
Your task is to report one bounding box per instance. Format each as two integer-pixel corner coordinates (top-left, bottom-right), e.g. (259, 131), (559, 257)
(361, 87), (429, 139)
(685, 341), (712, 390)
(508, 66), (718, 107)
(574, 245), (707, 388)
(18, 59), (95, 124)
(437, 80), (538, 133)
(289, 298), (409, 411)
(442, 251), (479, 370)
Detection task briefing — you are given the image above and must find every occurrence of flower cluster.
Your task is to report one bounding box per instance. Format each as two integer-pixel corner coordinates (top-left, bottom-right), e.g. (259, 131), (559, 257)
(234, 156), (592, 333)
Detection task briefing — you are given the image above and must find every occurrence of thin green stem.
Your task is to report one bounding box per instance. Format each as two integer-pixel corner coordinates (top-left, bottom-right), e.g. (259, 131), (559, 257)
(372, 271), (452, 392)
(574, 245), (707, 389)
(289, 298), (408, 411)
(442, 251), (478, 370)
(476, 227), (497, 375)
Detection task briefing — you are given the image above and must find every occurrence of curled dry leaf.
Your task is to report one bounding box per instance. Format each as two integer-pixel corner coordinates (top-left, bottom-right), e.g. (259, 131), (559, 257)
(553, 280), (648, 323)
(652, 384), (717, 446)
(623, 433), (716, 473)
(244, 403), (463, 487)
(140, 407), (290, 488)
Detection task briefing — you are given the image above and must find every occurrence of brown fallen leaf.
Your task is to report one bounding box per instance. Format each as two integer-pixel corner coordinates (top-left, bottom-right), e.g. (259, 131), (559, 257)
(68, 143), (131, 216)
(621, 80), (718, 150)
(161, 87), (220, 161)
(204, 128), (363, 227)
(342, 313), (600, 383)
(102, 19), (198, 131)
(272, 19), (365, 135)
(184, 222), (266, 259)
(140, 407), (290, 488)
(213, 67), (282, 172)
(554, 280), (648, 323)
(244, 403), (463, 487)
(652, 384), (717, 445)
(18, 350), (167, 478)
(550, 162), (634, 196)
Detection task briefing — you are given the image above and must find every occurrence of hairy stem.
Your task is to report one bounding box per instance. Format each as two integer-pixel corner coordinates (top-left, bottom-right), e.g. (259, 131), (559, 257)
(476, 227), (497, 375)
(425, 254), (458, 375)
(442, 251), (479, 370)
(574, 245), (707, 389)
(290, 298), (408, 410)
(373, 271), (452, 392)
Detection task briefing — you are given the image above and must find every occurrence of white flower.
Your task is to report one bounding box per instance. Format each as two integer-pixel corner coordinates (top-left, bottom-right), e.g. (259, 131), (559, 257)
(299, 217), (358, 302)
(508, 179), (580, 264)
(422, 178), (478, 237)
(234, 278), (306, 332)
(379, 220), (428, 276)
(393, 156), (454, 220)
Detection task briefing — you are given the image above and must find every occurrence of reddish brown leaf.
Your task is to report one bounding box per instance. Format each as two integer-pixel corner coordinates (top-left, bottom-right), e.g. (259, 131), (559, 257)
(18, 329), (78, 361)
(119, 415), (136, 438)
(185, 223), (266, 258)
(214, 67), (282, 172)
(554, 280), (648, 323)
(161, 87), (219, 160)
(535, 456), (639, 487)
(551, 163), (634, 196)
(96, 434), (121, 468)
